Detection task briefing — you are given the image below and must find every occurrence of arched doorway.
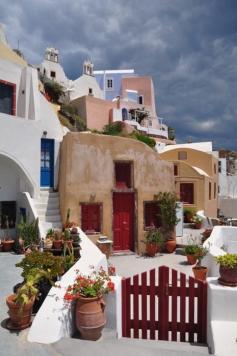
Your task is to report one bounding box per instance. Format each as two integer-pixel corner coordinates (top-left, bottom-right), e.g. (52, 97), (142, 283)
(0, 153), (35, 238)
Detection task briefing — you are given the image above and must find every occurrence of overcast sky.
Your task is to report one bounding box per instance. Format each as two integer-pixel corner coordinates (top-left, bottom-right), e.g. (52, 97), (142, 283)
(1, 0), (237, 150)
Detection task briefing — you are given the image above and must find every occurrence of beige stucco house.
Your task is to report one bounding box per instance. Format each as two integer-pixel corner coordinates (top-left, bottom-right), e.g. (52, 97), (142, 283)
(59, 132), (174, 253)
(159, 145), (218, 217)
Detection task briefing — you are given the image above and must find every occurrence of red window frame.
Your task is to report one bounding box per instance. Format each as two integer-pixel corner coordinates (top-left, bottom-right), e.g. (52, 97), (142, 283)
(81, 203), (102, 233)
(0, 79), (16, 115)
(144, 201), (162, 229)
(180, 183), (194, 204)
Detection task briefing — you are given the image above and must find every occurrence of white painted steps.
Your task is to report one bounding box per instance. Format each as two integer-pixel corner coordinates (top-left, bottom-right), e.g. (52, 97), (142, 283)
(34, 189), (62, 237)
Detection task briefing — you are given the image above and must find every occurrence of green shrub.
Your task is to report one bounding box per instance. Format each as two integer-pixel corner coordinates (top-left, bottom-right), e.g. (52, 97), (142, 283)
(129, 132), (156, 148)
(183, 244), (199, 255)
(215, 254), (237, 268)
(145, 229), (163, 245)
(16, 251), (65, 279)
(103, 122), (123, 136)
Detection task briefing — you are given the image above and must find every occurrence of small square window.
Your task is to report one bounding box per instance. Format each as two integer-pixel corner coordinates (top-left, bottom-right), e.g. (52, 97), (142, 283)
(178, 151), (187, 160)
(144, 202), (162, 229)
(50, 71), (56, 78)
(88, 88), (93, 95)
(106, 78), (113, 89)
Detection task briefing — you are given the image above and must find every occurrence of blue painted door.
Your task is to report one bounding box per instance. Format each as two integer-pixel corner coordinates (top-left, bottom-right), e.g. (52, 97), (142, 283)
(40, 139), (54, 187)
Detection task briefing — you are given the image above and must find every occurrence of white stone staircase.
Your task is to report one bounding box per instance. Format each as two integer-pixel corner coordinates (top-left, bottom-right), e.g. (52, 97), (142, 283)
(34, 190), (62, 237)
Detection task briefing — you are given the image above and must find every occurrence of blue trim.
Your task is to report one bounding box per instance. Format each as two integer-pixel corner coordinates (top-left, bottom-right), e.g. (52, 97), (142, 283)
(40, 139), (54, 187)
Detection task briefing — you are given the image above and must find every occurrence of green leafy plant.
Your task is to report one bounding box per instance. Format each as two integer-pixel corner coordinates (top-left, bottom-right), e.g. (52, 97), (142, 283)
(195, 246), (209, 267)
(103, 122), (123, 136)
(16, 251), (65, 279)
(183, 207), (196, 223)
(144, 228), (163, 246)
(215, 254), (237, 268)
(17, 217), (39, 248)
(183, 244), (200, 255)
(129, 131), (156, 148)
(154, 192), (179, 231)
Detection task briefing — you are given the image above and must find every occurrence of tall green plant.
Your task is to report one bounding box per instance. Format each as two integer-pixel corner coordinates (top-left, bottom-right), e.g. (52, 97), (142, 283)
(17, 217), (39, 248)
(154, 192), (179, 230)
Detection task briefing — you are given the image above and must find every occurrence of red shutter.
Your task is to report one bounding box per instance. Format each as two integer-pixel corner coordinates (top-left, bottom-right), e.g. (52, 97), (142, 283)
(81, 204), (101, 233)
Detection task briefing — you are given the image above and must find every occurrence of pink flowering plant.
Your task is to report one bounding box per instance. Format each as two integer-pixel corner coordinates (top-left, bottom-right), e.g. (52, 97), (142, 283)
(64, 267), (115, 301)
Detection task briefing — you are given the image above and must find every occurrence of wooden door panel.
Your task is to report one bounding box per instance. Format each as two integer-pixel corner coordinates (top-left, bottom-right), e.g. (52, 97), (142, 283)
(113, 193), (134, 251)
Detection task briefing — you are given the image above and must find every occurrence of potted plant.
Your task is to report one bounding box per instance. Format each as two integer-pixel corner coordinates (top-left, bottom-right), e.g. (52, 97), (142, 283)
(6, 274), (38, 330)
(64, 267), (114, 340)
(53, 230), (63, 250)
(183, 244), (199, 265)
(154, 192), (179, 253)
(15, 251), (65, 313)
(17, 217), (39, 252)
(63, 228), (73, 249)
(215, 253), (237, 286)
(143, 228), (164, 257)
(2, 216), (14, 251)
(192, 215), (203, 229)
(2, 237), (15, 252)
(192, 246), (209, 281)
(183, 207), (196, 223)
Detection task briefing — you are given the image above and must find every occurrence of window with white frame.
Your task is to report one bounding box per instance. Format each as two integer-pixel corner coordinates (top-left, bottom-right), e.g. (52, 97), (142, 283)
(106, 78), (113, 89)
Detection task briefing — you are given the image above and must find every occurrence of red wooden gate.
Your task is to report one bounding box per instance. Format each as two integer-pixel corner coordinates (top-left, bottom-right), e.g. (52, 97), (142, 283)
(122, 265), (207, 343)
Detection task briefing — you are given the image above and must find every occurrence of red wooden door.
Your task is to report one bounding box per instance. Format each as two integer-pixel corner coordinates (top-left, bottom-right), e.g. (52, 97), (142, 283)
(113, 193), (134, 251)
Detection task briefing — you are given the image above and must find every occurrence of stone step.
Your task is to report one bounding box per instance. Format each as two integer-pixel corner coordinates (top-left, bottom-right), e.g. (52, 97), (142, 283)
(37, 196), (59, 204)
(35, 201), (60, 210)
(39, 214), (61, 223)
(37, 208), (60, 216)
(40, 191), (59, 198)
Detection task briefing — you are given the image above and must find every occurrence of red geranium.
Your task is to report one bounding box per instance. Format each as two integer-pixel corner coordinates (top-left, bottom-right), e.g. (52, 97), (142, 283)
(64, 266), (115, 301)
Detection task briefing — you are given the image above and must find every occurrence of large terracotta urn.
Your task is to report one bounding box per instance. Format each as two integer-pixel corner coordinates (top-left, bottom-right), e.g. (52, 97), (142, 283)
(75, 295), (106, 341)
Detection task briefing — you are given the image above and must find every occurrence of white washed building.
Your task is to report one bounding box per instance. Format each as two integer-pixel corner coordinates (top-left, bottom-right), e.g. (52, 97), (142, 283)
(0, 27), (65, 238)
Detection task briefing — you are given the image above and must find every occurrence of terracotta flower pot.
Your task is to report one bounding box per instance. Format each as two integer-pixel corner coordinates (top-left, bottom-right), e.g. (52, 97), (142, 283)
(75, 295), (106, 341)
(165, 239), (176, 253)
(146, 243), (157, 257)
(2, 240), (14, 252)
(6, 294), (35, 330)
(53, 240), (63, 250)
(218, 266), (237, 287)
(186, 255), (197, 265)
(192, 266), (208, 281)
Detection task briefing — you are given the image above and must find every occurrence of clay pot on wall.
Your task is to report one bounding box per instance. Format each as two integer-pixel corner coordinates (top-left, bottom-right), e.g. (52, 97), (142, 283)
(75, 295), (106, 341)
(192, 266), (208, 281)
(186, 255), (198, 265)
(218, 266), (237, 287)
(165, 239), (176, 253)
(6, 295), (35, 330)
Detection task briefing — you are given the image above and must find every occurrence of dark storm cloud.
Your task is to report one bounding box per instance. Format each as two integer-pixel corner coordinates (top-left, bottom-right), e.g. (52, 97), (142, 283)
(1, 0), (237, 149)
